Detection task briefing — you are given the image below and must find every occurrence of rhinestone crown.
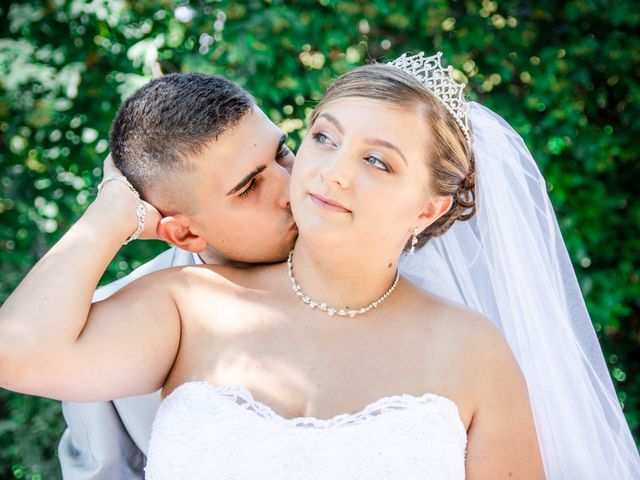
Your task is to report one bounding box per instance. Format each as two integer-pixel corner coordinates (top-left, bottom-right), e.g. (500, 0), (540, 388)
(389, 51), (470, 143)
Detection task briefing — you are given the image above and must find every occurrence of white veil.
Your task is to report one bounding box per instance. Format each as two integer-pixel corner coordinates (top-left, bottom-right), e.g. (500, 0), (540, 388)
(399, 102), (640, 478)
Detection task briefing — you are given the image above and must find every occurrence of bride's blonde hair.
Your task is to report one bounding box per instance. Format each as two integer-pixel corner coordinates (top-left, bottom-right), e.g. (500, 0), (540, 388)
(310, 63), (476, 248)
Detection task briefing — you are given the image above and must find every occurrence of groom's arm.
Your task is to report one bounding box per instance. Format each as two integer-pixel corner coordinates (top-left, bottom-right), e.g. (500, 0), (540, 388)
(58, 247), (195, 480)
(59, 400), (147, 479)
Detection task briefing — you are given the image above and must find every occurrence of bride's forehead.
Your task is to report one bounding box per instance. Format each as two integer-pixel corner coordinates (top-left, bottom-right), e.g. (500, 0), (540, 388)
(316, 99), (429, 149)
(317, 99), (425, 130)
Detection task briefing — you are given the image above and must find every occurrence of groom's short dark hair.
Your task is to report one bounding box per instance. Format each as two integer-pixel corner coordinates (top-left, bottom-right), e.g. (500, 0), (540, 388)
(110, 72), (254, 213)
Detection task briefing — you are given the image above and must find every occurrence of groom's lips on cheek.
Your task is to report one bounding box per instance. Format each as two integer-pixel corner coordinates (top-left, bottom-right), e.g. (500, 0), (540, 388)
(309, 193), (351, 213)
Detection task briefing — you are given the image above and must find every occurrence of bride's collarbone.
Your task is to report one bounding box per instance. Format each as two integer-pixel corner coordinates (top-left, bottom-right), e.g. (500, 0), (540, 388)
(168, 326), (471, 426)
(168, 274), (474, 425)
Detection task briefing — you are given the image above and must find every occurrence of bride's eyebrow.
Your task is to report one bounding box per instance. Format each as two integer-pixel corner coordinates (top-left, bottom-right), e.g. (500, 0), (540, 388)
(317, 112), (406, 165)
(364, 137), (407, 165)
(316, 113), (344, 134)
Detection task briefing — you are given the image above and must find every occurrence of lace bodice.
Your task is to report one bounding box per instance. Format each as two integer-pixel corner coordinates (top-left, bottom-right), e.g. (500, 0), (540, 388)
(145, 381), (467, 479)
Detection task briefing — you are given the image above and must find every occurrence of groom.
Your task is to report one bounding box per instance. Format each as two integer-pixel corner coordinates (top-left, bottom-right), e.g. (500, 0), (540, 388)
(58, 73), (297, 479)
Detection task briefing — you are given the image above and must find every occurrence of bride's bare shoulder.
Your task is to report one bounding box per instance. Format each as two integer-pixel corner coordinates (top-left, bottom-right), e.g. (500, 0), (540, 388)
(404, 280), (513, 368)
(154, 262), (284, 300)
(407, 284), (524, 412)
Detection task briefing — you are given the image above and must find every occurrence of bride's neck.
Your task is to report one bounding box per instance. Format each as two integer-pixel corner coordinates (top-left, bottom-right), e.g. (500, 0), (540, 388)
(289, 240), (400, 312)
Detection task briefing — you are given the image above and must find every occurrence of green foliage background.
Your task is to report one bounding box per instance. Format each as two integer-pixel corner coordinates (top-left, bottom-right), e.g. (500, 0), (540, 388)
(1, 0), (638, 477)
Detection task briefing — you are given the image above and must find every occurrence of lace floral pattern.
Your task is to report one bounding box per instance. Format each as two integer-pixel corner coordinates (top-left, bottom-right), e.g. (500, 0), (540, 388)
(146, 381), (467, 479)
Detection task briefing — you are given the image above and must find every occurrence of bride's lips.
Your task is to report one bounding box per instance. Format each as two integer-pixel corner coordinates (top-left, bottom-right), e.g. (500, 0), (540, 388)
(309, 193), (351, 213)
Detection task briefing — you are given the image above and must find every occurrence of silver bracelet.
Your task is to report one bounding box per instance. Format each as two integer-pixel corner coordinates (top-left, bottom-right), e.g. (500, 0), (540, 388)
(97, 174), (146, 245)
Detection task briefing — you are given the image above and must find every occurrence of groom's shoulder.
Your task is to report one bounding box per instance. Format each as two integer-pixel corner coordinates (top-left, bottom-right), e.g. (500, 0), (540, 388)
(93, 247), (195, 302)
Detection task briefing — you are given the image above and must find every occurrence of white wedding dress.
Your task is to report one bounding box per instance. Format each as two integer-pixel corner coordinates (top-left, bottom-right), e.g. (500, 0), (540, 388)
(145, 381), (467, 479)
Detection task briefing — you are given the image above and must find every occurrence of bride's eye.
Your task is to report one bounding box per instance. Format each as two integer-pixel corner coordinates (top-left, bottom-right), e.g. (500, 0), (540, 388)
(312, 132), (332, 145)
(364, 155), (390, 172)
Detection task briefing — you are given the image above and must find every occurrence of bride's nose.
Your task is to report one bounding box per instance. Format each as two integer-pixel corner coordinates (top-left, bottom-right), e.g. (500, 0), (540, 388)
(319, 149), (355, 189)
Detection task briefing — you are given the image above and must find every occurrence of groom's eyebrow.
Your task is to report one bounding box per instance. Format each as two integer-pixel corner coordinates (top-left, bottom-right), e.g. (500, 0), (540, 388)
(227, 164), (267, 195)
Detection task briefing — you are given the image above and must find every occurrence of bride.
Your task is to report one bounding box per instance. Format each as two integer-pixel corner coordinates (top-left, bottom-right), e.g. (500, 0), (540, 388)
(1, 52), (638, 479)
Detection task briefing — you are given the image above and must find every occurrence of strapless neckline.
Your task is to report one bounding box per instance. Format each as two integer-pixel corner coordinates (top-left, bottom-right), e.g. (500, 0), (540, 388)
(147, 380), (468, 478)
(163, 380), (465, 430)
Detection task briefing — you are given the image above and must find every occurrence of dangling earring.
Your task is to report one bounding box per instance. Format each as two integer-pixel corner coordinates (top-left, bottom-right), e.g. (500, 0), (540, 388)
(410, 227), (419, 254)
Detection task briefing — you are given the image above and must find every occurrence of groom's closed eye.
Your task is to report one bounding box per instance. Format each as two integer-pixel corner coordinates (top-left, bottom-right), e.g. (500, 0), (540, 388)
(239, 176), (261, 199)
(228, 134), (293, 200)
(227, 165), (267, 196)
(275, 134), (295, 173)
(277, 144), (293, 160)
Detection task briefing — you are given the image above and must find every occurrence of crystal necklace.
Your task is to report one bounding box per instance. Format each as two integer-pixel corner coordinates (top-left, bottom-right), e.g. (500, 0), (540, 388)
(287, 250), (400, 318)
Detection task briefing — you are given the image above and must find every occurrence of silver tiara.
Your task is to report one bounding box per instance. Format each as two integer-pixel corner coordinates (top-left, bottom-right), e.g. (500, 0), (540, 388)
(389, 52), (470, 143)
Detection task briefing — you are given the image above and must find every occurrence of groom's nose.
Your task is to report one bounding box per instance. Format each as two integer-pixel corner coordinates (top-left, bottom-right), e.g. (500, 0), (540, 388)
(278, 183), (290, 209)
(275, 163), (292, 210)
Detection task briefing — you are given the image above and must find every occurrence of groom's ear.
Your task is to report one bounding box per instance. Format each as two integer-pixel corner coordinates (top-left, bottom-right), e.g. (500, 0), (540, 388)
(157, 215), (208, 253)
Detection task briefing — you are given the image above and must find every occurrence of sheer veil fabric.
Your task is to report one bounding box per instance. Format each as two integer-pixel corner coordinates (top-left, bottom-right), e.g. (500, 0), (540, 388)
(399, 102), (640, 479)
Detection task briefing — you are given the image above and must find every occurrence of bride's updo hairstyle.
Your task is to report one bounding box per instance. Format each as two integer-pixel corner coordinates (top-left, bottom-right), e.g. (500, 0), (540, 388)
(309, 63), (476, 249)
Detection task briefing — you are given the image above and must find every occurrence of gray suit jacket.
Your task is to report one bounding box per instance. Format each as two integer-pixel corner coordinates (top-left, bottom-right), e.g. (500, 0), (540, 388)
(58, 247), (197, 479)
